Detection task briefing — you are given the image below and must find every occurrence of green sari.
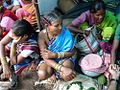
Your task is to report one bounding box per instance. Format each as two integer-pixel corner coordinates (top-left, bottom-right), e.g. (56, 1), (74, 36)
(97, 11), (117, 41)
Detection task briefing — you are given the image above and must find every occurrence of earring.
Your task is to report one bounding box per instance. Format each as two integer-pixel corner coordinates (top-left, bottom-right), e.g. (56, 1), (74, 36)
(58, 25), (62, 30)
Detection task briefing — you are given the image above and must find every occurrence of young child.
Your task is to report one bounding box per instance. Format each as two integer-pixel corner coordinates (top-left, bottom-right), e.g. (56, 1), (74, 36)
(37, 12), (76, 82)
(0, 19), (39, 79)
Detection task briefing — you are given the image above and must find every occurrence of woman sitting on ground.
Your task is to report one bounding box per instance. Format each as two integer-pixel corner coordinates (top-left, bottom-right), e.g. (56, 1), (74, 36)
(37, 12), (76, 82)
(0, 19), (39, 79)
(68, 0), (117, 42)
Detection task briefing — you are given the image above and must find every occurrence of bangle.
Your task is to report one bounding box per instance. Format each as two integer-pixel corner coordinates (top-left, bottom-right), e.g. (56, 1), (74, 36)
(1, 57), (6, 60)
(57, 52), (65, 58)
(111, 79), (119, 83)
(55, 64), (60, 71)
(1, 57), (7, 65)
(57, 52), (61, 58)
(60, 52), (65, 58)
(58, 64), (62, 71)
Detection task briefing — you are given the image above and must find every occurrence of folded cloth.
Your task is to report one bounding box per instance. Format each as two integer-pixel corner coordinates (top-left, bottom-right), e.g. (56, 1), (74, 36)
(0, 16), (14, 31)
(13, 59), (31, 76)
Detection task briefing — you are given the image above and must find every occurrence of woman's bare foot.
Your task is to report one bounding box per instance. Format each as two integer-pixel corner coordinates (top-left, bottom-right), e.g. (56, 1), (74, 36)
(28, 62), (37, 71)
(35, 74), (57, 85)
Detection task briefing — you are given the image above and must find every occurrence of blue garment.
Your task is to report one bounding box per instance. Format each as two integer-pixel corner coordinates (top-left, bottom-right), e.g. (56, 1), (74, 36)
(14, 58), (31, 76)
(3, 0), (20, 8)
(48, 26), (75, 62)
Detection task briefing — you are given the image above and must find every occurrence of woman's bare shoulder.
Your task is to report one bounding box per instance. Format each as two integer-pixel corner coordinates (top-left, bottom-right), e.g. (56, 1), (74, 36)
(39, 29), (46, 37)
(38, 29), (49, 44)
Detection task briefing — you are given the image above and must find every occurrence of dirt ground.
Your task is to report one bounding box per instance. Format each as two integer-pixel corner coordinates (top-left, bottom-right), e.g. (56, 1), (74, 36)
(0, 68), (120, 90)
(14, 70), (120, 90)
(14, 69), (54, 90)
(0, 68), (54, 90)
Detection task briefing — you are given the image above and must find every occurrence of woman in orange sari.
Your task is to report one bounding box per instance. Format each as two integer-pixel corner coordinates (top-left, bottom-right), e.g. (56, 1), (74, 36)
(16, 0), (37, 28)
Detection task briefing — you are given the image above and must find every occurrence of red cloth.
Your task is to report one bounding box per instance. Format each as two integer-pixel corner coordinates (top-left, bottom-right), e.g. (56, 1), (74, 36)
(0, 8), (18, 37)
(2, 8), (18, 21)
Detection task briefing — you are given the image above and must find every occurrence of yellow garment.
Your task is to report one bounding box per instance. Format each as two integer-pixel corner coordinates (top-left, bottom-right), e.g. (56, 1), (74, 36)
(23, 4), (37, 25)
(79, 22), (89, 30)
(101, 27), (114, 41)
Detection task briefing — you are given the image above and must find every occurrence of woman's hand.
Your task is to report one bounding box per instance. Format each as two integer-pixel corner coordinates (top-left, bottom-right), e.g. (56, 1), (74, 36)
(1, 65), (12, 80)
(61, 66), (76, 81)
(41, 49), (57, 59)
(109, 64), (120, 80)
(13, 36), (27, 44)
(13, 37), (22, 44)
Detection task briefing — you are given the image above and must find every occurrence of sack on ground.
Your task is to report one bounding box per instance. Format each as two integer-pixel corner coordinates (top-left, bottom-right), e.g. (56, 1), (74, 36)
(53, 74), (100, 90)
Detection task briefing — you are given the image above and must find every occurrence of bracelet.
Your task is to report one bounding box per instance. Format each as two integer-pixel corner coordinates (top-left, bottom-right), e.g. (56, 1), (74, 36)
(55, 64), (60, 71)
(57, 52), (65, 58)
(110, 79), (119, 83)
(59, 52), (65, 58)
(57, 52), (61, 58)
(1, 57), (7, 65)
(1, 57), (6, 60)
(58, 64), (62, 71)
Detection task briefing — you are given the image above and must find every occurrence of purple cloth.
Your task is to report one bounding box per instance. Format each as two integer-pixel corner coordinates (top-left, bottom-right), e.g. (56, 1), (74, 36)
(72, 10), (95, 26)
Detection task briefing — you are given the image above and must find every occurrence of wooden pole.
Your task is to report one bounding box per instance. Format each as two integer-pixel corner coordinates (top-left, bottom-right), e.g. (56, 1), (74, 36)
(33, 0), (41, 31)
